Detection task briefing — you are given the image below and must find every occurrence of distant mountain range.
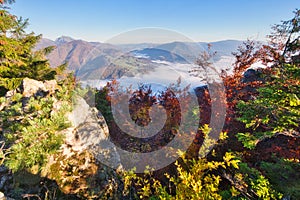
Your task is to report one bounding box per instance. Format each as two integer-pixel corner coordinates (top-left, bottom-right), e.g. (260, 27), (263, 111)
(36, 36), (244, 83)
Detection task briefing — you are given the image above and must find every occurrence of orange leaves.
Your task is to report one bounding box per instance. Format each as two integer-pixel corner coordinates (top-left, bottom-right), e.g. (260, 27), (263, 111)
(0, 40), (7, 45)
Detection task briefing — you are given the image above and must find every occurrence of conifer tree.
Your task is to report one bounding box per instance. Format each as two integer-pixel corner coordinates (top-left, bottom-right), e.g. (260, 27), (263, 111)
(0, 0), (66, 95)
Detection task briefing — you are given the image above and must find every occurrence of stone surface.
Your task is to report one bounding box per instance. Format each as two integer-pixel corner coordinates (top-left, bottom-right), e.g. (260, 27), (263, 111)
(44, 80), (58, 94)
(20, 78), (46, 97)
(64, 96), (122, 169)
(52, 96), (123, 197)
(20, 78), (57, 97)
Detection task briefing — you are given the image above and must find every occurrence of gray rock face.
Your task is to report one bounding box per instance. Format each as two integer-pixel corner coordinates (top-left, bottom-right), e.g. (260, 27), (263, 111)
(20, 78), (58, 97)
(63, 96), (122, 169)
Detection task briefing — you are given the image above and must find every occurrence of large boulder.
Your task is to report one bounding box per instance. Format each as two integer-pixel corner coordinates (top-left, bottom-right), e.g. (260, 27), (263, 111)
(63, 96), (122, 169)
(46, 96), (124, 197)
(20, 77), (58, 97)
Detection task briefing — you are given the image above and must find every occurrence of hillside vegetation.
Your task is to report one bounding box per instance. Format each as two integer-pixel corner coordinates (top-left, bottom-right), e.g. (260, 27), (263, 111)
(0, 1), (299, 199)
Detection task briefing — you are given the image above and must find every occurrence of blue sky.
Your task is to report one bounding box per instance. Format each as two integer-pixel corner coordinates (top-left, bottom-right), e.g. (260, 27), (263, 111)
(10, 0), (299, 42)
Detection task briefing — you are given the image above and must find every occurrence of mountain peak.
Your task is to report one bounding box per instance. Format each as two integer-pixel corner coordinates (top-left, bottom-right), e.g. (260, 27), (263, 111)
(55, 36), (74, 45)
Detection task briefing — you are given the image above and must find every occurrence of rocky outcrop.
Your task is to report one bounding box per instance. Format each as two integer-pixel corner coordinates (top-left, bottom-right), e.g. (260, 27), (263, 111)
(20, 77), (58, 97)
(0, 78), (124, 199)
(62, 96), (122, 169)
(49, 95), (123, 197)
(1, 78), (122, 169)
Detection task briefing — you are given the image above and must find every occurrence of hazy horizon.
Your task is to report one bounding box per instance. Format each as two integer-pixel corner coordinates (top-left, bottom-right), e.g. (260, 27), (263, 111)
(43, 34), (248, 44)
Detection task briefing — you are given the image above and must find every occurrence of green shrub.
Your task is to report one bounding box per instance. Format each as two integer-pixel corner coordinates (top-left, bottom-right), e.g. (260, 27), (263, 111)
(0, 83), (73, 173)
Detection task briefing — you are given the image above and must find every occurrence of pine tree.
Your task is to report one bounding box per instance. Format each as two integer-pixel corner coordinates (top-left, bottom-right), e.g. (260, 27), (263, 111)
(0, 0), (66, 96)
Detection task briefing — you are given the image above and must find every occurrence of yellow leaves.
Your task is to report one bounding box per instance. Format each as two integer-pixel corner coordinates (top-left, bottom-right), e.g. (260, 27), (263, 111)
(223, 152), (235, 163)
(289, 94), (300, 106)
(230, 186), (240, 197)
(223, 152), (240, 169)
(0, 142), (5, 166)
(206, 160), (226, 170)
(140, 182), (152, 199)
(219, 131), (228, 140)
(199, 124), (212, 136)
